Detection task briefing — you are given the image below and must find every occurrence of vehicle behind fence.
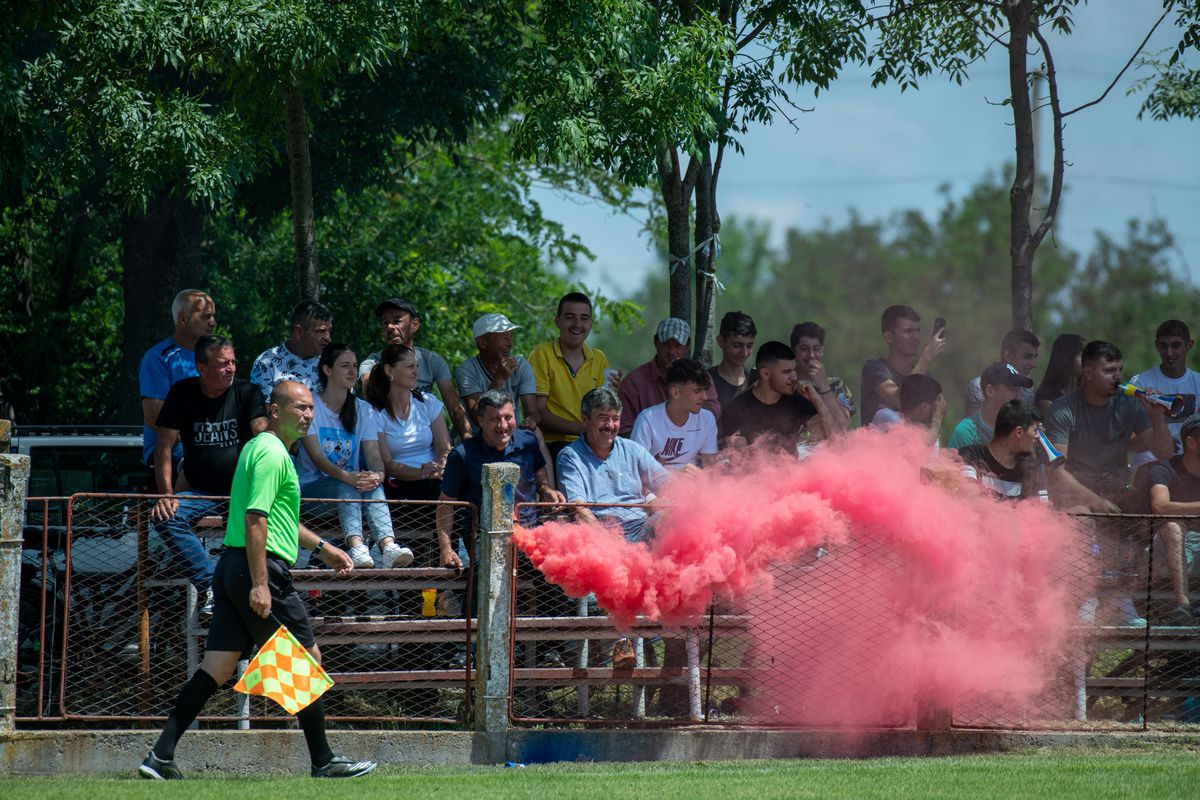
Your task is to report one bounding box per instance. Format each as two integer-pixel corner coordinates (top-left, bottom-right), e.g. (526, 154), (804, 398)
(15, 495), (1200, 730)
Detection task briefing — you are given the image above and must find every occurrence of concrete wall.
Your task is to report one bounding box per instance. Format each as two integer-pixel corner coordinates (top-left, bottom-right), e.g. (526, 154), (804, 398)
(5, 728), (1200, 775)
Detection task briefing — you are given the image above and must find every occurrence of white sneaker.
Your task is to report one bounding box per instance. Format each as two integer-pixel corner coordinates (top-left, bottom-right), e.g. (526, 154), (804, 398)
(347, 543), (374, 568)
(381, 542), (414, 567)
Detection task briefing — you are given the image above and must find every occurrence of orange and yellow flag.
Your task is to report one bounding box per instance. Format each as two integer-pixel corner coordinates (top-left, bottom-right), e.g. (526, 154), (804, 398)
(233, 625), (333, 714)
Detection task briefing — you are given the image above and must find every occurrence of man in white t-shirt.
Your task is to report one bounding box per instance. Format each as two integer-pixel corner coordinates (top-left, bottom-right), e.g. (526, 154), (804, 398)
(1130, 319), (1200, 467)
(631, 358), (718, 470)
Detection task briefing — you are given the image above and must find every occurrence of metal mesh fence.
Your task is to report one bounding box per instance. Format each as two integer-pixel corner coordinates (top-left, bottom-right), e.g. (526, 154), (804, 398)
(16, 492), (475, 723)
(508, 505), (1200, 730)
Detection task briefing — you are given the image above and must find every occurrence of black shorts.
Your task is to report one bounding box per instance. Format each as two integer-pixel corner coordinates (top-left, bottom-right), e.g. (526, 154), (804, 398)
(206, 547), (316, 656)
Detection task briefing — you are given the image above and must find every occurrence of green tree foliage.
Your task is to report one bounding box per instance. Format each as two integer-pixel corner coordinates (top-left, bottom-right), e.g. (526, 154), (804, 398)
(0, 123), (633, 423)
(514, 1), (867, 360)
(596, 169), (1191, 423)
(210, 125), (636, 370)
(1056, 219), (1200, 372)
(1133, 1), (1200, 120)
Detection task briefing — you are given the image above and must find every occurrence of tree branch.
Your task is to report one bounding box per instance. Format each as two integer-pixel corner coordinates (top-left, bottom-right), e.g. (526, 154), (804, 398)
(1061, 7), (1171, 118)
(1030, 25), (1064, 250)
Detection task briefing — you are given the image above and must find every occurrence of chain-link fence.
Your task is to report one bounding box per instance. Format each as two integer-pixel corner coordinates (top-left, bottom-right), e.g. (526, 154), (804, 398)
(17, 494), (1200, 730)
(508, 505), (1200, 730)
(16, 492), (476, 724)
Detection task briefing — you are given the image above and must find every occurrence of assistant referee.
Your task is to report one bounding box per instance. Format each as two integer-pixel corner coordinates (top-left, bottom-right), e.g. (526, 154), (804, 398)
(139, 380), (377, 780)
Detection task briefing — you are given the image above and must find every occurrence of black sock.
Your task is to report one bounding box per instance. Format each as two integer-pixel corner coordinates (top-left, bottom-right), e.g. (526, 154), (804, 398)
(152, 669), (220, 760)
(297, 698), (334, 767)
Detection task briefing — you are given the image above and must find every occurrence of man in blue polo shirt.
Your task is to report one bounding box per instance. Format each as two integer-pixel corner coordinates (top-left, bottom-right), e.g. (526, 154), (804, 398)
(139, 289), (217, 469)
(558, 386), (669, 543)
(435, 390), (565, 570)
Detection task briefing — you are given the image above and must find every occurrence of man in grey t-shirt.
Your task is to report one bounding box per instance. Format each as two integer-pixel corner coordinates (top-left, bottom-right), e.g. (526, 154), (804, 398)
(456, 313), (539, 432)
(1043, 340), (1172, 510)
(860, 304), (945, 425)
(358, 298), (473, 440)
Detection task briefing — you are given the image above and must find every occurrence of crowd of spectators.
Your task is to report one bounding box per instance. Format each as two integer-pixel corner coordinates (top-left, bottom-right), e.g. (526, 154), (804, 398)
(138, 289), (1200, 627)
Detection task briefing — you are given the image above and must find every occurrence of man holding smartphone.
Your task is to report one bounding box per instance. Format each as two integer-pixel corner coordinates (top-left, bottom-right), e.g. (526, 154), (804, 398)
(860, 305), (947, 425)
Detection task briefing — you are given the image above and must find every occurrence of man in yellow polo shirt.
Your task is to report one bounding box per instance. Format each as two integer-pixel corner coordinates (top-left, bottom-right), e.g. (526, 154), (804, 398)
(528, 292), (614, 461)
(139, 381), (376, 781)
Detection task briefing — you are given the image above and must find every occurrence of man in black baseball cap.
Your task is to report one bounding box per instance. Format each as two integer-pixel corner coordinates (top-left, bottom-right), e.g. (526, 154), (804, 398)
(358, 299), (472, 440)
(947, 362), (1033, 450)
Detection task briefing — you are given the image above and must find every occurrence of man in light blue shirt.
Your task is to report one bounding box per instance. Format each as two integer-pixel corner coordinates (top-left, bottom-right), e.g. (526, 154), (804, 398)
(557, 387), (668, 542)
(139, 290), (216, 468)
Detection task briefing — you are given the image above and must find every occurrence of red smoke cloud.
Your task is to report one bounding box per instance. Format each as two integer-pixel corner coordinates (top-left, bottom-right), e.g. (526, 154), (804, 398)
(513, 425), (1082, 725)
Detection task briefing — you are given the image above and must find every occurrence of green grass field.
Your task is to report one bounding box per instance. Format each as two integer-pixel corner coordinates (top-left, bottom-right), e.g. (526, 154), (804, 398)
(4, 749), (1200, 799)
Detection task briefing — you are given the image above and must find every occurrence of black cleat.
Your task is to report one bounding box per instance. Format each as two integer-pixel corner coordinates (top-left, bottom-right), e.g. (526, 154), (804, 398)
(138, 751), (184, 780)
(312, 755), (378, 779)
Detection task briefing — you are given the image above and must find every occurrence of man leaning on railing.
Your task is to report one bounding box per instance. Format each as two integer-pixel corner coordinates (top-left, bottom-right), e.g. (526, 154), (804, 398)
(557, 386), (668, 544)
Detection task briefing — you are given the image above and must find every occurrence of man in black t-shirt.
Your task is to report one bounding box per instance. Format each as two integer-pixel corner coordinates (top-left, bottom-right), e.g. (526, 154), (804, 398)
(151, 335), (268, 592)
(1146, 415), (1200, 623)
(708, 311), (756, 414)
(957, 400), (1048, 503)
(723, 340), (832, 455)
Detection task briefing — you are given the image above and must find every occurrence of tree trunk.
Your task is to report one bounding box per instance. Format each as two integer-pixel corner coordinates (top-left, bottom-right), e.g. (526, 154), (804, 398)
(1005, 0), (1035, 332)
(692, 144), (717, 364)
(285, 80), (320, 302)
(657, 143), (694, 326)
(118, 195), (204, 424)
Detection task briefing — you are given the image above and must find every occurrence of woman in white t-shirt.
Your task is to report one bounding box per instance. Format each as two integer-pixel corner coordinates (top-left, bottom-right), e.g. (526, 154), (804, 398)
(298, 342), (411, 568)
(366, 344), (451, 514)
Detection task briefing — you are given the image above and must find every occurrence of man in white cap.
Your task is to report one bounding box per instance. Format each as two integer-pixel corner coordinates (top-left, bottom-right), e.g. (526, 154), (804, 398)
(456, 312), (540, 432)
(617, 317), (720, 437)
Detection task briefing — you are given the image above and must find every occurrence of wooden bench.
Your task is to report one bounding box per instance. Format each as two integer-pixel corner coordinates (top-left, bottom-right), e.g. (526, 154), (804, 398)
(1075, 624), (1200, 720)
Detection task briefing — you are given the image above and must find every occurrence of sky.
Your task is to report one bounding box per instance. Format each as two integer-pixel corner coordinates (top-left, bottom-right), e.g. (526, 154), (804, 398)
(530, 1), (1200, 301)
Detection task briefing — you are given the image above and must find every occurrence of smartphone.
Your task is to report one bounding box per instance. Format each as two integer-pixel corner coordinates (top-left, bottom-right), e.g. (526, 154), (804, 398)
(933, 317), (947, 337)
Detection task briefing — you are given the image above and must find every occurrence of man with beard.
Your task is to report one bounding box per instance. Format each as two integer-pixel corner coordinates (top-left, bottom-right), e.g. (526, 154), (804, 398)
(435, 390), (564, 570)
(723, 340), (834, 454)
(359, 299), (472, 440)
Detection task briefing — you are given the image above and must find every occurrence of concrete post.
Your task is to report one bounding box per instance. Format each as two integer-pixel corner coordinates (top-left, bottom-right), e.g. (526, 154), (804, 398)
(1, 419), (32, 732)
(473, 462), (517, 755)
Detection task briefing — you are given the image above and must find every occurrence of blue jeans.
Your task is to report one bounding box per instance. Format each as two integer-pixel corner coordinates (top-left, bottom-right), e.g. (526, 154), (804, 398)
(160, 492), (219, 591)
(301, 477), (395, 544)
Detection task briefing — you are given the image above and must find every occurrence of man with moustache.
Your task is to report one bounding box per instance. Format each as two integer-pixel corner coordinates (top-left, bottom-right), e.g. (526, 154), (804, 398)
(618, 318), (720, 436)
(250, 300), (333, 401)
(529, 292), (614, 461)
(435, 390), (564, 570)
(359, 299), (473, 440)
(557, 386), (668, 543)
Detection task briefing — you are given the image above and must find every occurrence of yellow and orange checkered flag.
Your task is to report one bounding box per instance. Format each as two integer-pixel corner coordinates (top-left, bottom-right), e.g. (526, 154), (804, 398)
(233, 624), (333, 714)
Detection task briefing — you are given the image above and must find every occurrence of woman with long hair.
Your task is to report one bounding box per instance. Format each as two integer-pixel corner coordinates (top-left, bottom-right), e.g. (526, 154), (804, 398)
(298, 342), (411, 568)
(366, 344), (451, 560)
(1035, 333), (1088, 416)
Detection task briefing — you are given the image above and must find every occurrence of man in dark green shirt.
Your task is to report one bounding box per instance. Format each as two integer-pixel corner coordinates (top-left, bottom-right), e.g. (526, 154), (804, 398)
(139, 381), (376, 781)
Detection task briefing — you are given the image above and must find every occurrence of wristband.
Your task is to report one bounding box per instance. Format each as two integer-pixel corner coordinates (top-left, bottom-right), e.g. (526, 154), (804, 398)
(817, 386), (833, 395)
(314, 539), (327, 554)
